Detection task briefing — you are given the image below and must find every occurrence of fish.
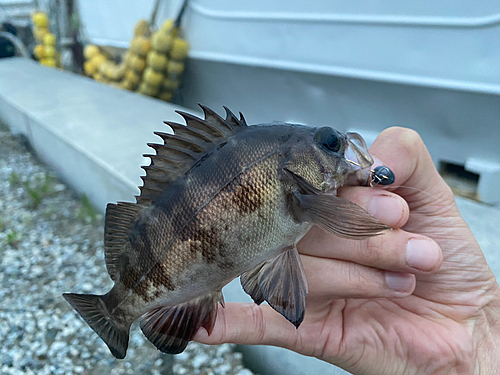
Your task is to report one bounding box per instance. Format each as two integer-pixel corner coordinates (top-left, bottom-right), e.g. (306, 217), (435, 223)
(63, 105), (390, 359)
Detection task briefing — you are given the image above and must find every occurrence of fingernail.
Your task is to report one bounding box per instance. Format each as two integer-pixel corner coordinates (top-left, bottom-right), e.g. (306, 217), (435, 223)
(406, 239), (440, 271)
(368, 195), (403, 227)
(385, 271), (414, 292)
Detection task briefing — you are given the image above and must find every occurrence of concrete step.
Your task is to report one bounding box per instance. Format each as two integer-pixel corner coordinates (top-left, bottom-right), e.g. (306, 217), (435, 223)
(1, 57), (499, 375)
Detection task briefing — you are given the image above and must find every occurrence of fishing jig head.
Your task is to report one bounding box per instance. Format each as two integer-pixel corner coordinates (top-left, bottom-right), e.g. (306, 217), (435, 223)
(346, 159), (395, 187)
(370, 166), (395, 187)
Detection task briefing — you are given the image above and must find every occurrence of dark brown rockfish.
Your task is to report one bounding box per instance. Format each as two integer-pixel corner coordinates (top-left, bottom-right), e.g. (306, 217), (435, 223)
(63, 105), (389, 358)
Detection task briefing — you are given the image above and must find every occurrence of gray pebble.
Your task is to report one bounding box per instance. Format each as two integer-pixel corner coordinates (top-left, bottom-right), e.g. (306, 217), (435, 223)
(236, 370), (255, 375)
(192, 352), (210, 368)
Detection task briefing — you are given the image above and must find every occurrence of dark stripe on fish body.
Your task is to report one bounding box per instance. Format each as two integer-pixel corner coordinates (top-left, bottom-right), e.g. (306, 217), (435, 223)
(232, 177), (265, 215)
(186, 226), (220, 263)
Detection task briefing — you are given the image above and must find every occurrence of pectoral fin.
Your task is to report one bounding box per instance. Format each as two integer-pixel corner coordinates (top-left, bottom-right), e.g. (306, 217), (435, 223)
(140, 290), (224, 354)
(293, 192), (390, 239)
(241, 247), (308, 328)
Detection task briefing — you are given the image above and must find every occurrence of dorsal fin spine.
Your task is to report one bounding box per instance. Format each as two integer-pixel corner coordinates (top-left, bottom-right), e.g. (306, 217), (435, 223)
(142, 165), (181, 177)
(176, 111), (225, 138)
(140, 175), (169, 183)
(147, 143), (198, 160)
(223, 106), (246, 128)
(143, 154), (185, 166)
(239, 112), (247, 126)
(153, 132), (206, 153)
(163, 122), (214, 144)
(144, 154), (191, 166)
(199, 104), (234, 131)
(135, 196), (152, 206)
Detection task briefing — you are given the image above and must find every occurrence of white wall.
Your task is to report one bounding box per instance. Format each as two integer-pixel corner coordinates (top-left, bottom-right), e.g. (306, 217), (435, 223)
(77, 0), (185, 47)
(78, 0), (500, 86)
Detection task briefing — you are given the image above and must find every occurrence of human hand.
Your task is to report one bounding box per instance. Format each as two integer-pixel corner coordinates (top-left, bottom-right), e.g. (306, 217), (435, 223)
(194, 127), (500, 374)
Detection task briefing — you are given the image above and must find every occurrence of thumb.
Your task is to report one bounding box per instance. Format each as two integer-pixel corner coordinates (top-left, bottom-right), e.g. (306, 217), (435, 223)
(369, 127), (457, 213)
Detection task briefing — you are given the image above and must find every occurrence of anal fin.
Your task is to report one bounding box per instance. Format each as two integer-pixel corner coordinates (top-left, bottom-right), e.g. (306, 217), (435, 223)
(140, 290), (224, 354)
(241, 247), (308, 328)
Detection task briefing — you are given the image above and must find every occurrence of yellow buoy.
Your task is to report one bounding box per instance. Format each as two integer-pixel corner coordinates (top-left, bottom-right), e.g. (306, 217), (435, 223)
(137, 36), (151, 56)
(41, 58), (56, 67)
(90, 54), (107, 70)
(158, 91), (174, 102)
(94, 73), (105, 82)
(33, 27), (48, 43)
(120, 79), (135, 90)
(83, 45), (100, 60)
(138, 82), (159, 96)
(43, 33), (56, 46)
(33, 12), (49, 28)
(123, 51), (133, 67)
(125, 69), (141, 85)
(107, 63), (127, 80)
(33, 45), (45, 60)
(161, 19), (179, 38)
(44, 45), (56, 58)
(84, 60), (97, 76)
(167, 60), (184, 75)
(151, 31), (172, 53)
(134, 19), (150, 37)
(161, 19), (174, 32)
(146, 51), (168, 71)
(144, 68), (164, 86)
(130, 54), (147, 72)
(99, 61), (116, 77)
(170, 38), (189, 60)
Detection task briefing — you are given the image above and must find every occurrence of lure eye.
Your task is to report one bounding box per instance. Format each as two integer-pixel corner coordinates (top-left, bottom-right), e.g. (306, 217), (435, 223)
(315, 127), (342, 153)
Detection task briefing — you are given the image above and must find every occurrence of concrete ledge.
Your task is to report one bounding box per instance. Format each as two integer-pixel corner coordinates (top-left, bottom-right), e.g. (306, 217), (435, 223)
(1, 57), (499, 375)
(0, 58), (190, 211)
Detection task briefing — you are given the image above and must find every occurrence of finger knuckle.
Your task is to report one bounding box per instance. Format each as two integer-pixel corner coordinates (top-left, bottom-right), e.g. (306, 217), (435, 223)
(244, 303), (266, 343)
(341, 260), (371, 290)
(360, 235), (385, 263)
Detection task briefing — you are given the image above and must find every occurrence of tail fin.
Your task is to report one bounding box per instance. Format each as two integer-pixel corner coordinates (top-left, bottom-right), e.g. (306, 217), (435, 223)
(63, 293), (129, 359)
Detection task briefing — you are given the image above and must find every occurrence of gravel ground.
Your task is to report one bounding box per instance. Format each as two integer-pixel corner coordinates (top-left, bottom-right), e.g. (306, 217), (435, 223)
(0, 129), (255, 375)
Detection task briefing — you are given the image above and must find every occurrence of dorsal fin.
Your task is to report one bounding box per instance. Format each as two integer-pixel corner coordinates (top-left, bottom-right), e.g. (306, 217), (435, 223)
(136, 105), (248, 206)
(104, 202), (142, 280)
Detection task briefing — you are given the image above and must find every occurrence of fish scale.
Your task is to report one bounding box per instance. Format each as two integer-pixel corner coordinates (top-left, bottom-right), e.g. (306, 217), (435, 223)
(63, 106), (391, 358)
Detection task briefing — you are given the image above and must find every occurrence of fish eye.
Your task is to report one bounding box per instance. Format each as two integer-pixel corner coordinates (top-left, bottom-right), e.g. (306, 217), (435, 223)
(315, 127), (342, 153)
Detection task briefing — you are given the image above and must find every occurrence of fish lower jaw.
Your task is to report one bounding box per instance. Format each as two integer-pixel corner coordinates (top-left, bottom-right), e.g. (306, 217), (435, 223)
(322, 184), (338, 195)
(323, 176), (339, 193)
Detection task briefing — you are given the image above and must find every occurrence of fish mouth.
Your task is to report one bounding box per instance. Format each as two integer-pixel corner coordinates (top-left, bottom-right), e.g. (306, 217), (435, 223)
(324, 172), (339, 193)
(344, 132), (374, 170)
